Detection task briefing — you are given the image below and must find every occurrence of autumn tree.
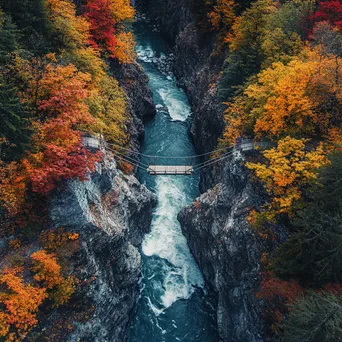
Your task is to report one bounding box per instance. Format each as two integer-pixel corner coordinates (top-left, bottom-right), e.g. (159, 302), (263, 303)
(223, 47), (342, 143)
(44, 0), (90, 51)
(309, 0), (342, 33)
(13, 55), (102, 194)
(0, 267), (46, 341)
(257, 271), (303, 334)
(0, 160), (27, 220)
(208, 0), (236, 45)
(31, 250), (75, 306)
(88, 75), (129, 145)
(84, 0), (135, 63)
(246, 137), (328, 222)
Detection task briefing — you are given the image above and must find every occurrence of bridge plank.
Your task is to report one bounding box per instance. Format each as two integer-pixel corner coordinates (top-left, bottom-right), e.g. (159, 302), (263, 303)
(147, 165), (193, 175)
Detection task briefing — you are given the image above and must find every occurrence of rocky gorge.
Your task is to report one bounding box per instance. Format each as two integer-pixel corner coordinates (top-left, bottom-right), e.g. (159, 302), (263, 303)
(34, 2), (267, 340)
(27, 62), (158, 341)
(138, 0), (269, 340)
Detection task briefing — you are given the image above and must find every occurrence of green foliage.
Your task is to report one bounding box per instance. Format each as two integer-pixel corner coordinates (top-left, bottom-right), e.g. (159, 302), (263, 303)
(219, 0), (276, 99)
(0, 11), (20, 63)
(282, 292), (342, 342)
(272, 152), (342, 284)
(0, 0), (51, 53)
(0, 77), (31, 160)
(267, 0), (315, 38)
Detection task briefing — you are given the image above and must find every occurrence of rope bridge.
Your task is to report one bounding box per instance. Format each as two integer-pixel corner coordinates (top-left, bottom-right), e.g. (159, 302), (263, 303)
(82, 134), (272, 176)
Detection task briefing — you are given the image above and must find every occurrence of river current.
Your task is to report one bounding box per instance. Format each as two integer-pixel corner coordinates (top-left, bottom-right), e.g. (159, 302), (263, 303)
(128, 12), (220, 342)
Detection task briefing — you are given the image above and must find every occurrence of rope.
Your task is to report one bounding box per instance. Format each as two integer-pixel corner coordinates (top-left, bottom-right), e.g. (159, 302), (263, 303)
(106, 143), (235, 174)
(108, 149), (149, 172)
(192, 150), (235, 170)
(106, 146), (150, 168)
(105, 140), (234, 160)
(193, 150), (235, 171)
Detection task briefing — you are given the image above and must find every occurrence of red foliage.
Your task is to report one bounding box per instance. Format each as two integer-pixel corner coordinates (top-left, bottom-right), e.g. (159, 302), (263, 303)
(21, 61), (103, 195)
(310, 0), (342, 32)
(23, 121), (102, 194)
(323, 283), (342, 296)
(84, 0), (117, 55)
(257, 271), (303, 333)
(258, 272), (303, 304)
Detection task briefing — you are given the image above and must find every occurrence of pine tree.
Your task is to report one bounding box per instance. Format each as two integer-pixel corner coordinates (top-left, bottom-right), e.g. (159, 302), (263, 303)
(0, 78), (31, 160)
(282, 292), (342, 342)
(0, 11), (20, 63)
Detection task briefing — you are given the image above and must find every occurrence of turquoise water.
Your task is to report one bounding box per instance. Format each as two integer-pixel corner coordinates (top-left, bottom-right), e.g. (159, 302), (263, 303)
(128, 13), (220, 342)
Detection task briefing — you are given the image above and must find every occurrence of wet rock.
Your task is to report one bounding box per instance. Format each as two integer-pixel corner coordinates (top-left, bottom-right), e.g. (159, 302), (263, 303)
(178, 152), (264, 342)
(139, 0), (226, 155)
(47, 152), (157, 342)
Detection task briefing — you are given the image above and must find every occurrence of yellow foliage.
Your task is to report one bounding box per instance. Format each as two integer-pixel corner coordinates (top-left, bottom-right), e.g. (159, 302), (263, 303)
(109, 0), (135, 22)
(228, 0), (276, 51)
(87, 75), (129, 145)
(44, 0), (90, 50)
(223, 47), (342, 143)
(247, 137), (329, 220)
(261, 28), (303, 68)
(0, 268), (47, 342)
(113, 31), (137, 64)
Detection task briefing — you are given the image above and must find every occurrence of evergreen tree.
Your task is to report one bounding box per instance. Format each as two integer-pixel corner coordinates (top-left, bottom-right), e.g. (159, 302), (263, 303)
(272, 152), (342, 284)
(0, 78), (31, 160)
(0, 11), (20, 63)
(282, 292), (342, 342)
(0, 0), (51, 54)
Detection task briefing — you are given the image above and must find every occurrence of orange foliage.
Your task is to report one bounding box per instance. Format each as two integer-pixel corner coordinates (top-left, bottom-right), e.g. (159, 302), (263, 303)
(118, 160), (134, 174)
(0, 268), (47, 341)
(31, 250), (64, 289)
(39, 228), (80, 256)
(15, 56), (103, 194)
(31, 250), (75, 306)
(0, 160), (26, 218)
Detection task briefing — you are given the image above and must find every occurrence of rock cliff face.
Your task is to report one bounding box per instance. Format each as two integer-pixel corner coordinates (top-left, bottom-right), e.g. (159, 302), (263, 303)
(139, 0), (226, 155)
(178, 152), (264, 342)
(116, 62), (156, 144)
(47, 152), (156, 342)
(32, 62), (157, 341)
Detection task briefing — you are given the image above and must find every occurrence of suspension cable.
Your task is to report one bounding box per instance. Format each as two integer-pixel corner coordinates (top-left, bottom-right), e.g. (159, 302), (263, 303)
(105, 140), (234, 159)
(193, 150), (235, 171)
(106, 146), (150, 168)
(192, 150), (235, 170)
(108, 149), (149, 172)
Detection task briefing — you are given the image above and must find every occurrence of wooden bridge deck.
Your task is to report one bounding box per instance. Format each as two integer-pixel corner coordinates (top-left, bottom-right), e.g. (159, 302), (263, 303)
(147, 165), (193, 175)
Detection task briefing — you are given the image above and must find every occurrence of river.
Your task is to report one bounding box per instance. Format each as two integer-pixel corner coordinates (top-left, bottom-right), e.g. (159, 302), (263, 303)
(128, 10), (220, 342)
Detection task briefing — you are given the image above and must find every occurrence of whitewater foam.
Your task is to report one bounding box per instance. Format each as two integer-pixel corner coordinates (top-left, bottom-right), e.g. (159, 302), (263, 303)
(157, 88), (191, 121)
(142, 177), (204, 310)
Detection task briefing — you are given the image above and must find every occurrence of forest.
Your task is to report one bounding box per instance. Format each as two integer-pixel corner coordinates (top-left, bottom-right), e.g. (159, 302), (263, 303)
(1, 0), (342, 341)
(0, 0), (135, 340)
(204, 0), (342, 339)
